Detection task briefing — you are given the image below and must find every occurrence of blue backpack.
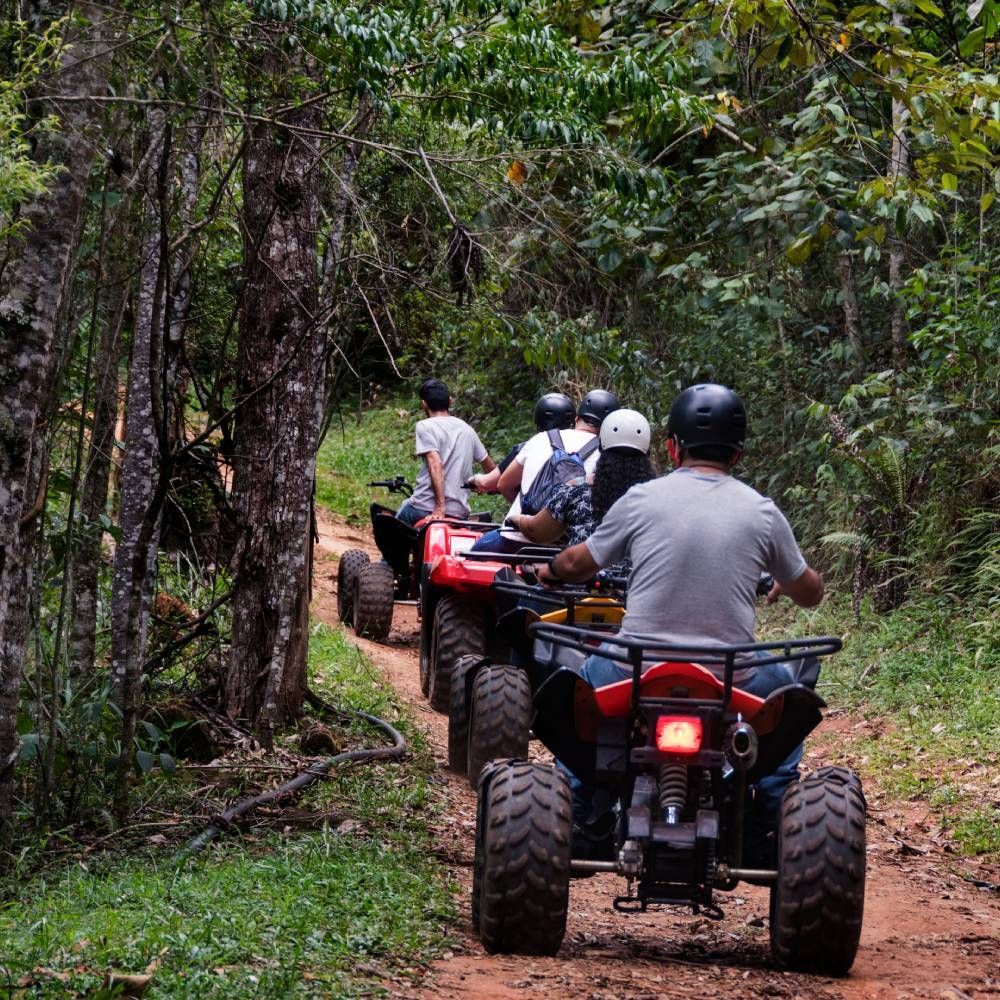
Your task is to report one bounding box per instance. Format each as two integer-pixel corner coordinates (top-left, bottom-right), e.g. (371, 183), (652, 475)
(519, 430), (600, 516)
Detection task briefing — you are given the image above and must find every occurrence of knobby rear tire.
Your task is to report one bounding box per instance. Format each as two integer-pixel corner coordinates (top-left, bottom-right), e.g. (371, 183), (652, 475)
(770, 766), (867, 975)
(428, 594), (485, 713)
(467, 664), (531, 788)
(336, 549), (370, 624)
(353, 562), (395, 640)
(476, 760), (571, 956)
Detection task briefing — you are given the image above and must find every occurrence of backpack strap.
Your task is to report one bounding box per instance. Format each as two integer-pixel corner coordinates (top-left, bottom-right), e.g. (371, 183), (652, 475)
(546, 428), (564, 451)
(576, 435), (600, 461)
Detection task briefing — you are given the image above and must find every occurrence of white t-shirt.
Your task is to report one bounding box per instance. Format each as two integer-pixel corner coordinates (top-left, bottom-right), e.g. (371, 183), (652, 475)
(409, 415), (487, 517)
(503, 428), (600, 541)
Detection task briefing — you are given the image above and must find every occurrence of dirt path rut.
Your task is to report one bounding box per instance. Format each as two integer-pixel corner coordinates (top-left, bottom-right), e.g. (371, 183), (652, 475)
(313, 512), (1000, 999)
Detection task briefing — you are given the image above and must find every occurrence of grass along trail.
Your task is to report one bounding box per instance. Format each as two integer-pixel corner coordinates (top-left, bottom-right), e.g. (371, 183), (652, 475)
(313, 507), (1000, 1000)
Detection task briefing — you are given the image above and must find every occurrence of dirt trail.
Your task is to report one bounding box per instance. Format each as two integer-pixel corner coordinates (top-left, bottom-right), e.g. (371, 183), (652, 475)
(312, 511), (1000, 999)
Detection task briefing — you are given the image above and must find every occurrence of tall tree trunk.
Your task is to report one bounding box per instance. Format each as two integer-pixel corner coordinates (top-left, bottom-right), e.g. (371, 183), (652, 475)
(888, 11), (911, 364)
(225, 41), (324, 740)
(0, 3), (109, 849)
(68, 246), (129, 677)
(110, 110), (170, 822)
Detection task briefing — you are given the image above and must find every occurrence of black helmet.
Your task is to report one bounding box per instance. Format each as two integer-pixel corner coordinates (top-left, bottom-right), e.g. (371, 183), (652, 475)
(577, 389), (621, 428)
(666, 383), (747, 451)
(533, 392), (575, 432)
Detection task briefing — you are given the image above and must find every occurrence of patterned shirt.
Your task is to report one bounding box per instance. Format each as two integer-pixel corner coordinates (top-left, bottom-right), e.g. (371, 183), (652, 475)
(546, 481), (594, 546)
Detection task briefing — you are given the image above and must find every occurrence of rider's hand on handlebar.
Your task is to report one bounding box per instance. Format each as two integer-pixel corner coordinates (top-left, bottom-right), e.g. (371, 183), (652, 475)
(532, 562), (560, 588)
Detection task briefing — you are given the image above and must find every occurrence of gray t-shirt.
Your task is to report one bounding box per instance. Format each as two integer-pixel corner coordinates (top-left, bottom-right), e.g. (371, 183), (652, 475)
(585, 469), (807, 669)
(409, 415), (487, 517)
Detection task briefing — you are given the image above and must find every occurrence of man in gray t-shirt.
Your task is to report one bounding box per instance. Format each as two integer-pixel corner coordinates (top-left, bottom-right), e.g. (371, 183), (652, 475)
(396, 378), (496, 526)
(535, 383), (824, 854)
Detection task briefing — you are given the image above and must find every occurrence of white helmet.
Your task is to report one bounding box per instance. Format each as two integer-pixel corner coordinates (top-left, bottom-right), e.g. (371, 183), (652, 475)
(599, 408), (651, 453)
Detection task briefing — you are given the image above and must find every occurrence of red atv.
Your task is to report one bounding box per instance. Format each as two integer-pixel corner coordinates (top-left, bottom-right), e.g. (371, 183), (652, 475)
(337, 477), (494, 641)
(473, 625), (866, 974)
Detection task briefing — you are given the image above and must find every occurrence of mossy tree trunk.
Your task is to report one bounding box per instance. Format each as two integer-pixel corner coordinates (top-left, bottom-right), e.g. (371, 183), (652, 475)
(224, 38), (325, 741)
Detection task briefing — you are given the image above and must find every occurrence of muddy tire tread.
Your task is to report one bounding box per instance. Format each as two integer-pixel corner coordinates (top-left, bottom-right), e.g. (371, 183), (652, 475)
(467, 664), (531, 788)
(770, 766), (867, 975)
(353, 562), (395, 640)
(336, 550), (370, 624)
(429, 595), (485, 712)
(448, 655), (488, 774)
(477, 761), (571, 955)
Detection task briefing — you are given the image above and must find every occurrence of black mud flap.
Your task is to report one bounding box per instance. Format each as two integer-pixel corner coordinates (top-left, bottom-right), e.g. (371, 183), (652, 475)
(371, 504), (418, 577)
(532, 668), (601, 782)
(747, 684), (827, 783)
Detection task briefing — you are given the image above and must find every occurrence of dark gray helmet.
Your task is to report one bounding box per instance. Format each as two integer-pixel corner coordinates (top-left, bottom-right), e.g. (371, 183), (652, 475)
(666, 383), (747, 451)
(577, 389), (621, 428)
(533, 392), (575, 432)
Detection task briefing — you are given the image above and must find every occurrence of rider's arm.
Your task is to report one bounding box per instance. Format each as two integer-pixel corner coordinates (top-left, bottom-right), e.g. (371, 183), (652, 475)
(471, 466), (501, 493)
(767, 566), (824, 607)
(538, 541), (599, 585)
(479, 455), (497, 474)
(425, 450), (446, 517)
(509, 509), (565, 544)
(496, 459), (523, 502)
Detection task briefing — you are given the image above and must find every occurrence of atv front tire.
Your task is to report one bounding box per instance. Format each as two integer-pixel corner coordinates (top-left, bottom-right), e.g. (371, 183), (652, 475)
(336, 549), (370, 624)
(448, 655), (488, 774)
(467, 664), (531, 787)
(475, 761), (571, 955)
(428, 594), (485, 712)
(770, 766), (866, 975)
(353, 562), (395, 640)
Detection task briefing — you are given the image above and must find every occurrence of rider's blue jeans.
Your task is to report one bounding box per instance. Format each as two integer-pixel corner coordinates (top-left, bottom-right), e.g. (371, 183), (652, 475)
(468, 528), (526, 554)
(560, 653), (801, 833)
(395, 500), (429, 526)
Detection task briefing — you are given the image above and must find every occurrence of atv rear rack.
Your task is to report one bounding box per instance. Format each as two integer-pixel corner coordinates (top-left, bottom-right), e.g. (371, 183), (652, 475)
(529, 622), (841, 713)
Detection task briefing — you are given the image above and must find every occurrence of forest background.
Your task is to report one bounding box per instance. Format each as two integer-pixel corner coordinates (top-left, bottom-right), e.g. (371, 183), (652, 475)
(0, 0), (998, 988)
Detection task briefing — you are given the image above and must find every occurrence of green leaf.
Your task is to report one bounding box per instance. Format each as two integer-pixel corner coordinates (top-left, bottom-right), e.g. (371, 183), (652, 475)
(597, 246), (624, 272)
(981, 192), (995, 213)
(958, 26), (985, 56)
(136, 750), (156, 774)
(913, 0), (944, 15)
(941, 172), (958, 191)
(786, 235), (813, 265)
(159, 753), (177, 774)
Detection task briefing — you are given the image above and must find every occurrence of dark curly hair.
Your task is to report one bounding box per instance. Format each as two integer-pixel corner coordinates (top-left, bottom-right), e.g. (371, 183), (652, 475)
(591, 448), (655, 525)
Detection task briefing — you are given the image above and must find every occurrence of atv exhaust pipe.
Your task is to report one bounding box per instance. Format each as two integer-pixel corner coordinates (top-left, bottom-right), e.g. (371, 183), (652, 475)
(726, 721), (758, 770)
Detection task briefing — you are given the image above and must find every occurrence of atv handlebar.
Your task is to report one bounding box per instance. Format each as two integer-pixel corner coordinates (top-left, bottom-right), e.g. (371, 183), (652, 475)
(369, 476), (414, 497)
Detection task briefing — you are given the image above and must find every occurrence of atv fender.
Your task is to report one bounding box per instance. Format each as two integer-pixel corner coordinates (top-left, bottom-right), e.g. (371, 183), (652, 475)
(747, 684), (827, 783)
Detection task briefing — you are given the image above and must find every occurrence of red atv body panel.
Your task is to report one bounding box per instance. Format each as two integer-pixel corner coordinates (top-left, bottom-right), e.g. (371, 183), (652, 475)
(423, 521), (507, 594)
(591, 661), (765, 720)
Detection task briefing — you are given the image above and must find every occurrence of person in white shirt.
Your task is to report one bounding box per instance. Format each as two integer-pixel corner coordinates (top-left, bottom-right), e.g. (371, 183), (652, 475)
(395, 378), (496, 526)
(469, 389), (620, 553)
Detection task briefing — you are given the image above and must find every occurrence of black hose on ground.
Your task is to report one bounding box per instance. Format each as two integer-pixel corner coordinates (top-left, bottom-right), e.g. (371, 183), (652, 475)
(174, 694), (405, 863)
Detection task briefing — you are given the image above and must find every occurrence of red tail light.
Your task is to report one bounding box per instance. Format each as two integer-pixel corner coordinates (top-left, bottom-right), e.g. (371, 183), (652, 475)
(655, 715), (702, 754)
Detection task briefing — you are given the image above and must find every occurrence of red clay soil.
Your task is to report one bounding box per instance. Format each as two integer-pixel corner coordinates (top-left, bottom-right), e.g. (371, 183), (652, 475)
(313, 511), (1000, 1000)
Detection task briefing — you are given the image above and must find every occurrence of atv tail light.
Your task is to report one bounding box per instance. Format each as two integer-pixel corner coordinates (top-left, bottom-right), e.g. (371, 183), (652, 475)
(655, 715), (702, 754)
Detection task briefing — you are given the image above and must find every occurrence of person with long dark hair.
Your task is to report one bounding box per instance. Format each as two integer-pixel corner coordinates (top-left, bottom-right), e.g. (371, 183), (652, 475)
(506, 409), (654, 547)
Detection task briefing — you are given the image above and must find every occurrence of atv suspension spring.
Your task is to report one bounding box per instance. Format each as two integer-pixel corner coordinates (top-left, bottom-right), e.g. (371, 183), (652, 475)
(659, 764), (687, 824)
